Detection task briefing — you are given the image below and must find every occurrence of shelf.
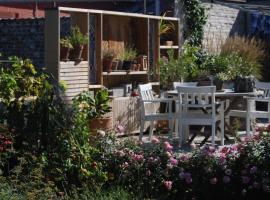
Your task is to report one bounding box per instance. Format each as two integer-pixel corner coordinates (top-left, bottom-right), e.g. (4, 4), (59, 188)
(102, 71), (148, 75)
(89, 85), (104, 89)
(160, 45), (179, 49)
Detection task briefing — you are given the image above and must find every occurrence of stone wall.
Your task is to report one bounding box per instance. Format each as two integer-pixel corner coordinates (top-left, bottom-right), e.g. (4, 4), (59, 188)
(202, 2), (246, 53)
(0, 17), (70, 68)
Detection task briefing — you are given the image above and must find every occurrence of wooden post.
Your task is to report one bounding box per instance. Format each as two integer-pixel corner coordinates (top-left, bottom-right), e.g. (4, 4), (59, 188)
(45, 8), (60, 80)
(95, 14), (103, 85)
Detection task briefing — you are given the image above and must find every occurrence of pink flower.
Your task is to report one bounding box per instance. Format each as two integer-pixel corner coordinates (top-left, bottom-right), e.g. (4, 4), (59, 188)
(250, 166), (257, 174)
(164, 180), (173, 191)
(151, 137), (160, 144)
(121, 162), (129, 169)
(190, 143), (197, 149)
(253, 181), (260, 189)
(179, 172), (185, 180)
(146, 170), (151, 176)
(185, 177), (193, 184)
(117, 150), (125, 157)
(180, 154), (189, 162)
(242, 176), (250, 184)
(267, 124), (270, 132)
(219, 153), (227, 164)
(210, 177), (218, 185)
(148, 157), (154, 163)
(169, 158), (178, 167)
(223, 176), (230, 184)
(184, 172), (191, 179)
(164, 141), (173, 151)
(225, 169), (232, 176)
(263, 185), (270, 193)
(208, 146), (216, 153)
(133, 154), (144, 161)
(220, 146), (228, 154)
(166, 151), (172, 158)
(116, 124), (125, 134)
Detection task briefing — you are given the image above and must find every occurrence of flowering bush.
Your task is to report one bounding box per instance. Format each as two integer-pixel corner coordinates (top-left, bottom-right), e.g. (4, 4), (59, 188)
(97, 130), (270, 200)
(0, 124), (15, 175)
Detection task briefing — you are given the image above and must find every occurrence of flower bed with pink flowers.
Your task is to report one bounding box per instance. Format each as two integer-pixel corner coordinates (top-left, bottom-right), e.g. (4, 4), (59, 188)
(96, 126), (270, 200)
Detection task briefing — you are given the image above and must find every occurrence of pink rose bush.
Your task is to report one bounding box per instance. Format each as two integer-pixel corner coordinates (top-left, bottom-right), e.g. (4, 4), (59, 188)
(96, 125), (270, 200)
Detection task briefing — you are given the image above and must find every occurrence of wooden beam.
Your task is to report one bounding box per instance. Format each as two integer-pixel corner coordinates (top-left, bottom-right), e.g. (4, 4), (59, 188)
(59, 7), (179, 21)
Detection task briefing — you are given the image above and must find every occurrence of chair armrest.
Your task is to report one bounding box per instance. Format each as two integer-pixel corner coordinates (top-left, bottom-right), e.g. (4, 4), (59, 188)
(244, 96), (270, 102)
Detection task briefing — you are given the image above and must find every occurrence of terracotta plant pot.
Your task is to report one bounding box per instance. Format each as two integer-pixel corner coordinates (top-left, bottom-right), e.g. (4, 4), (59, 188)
(157, 120), (169, 129)
(103, 58), (114, 72)
(89, 117), (113, 131)
(71, 45), (84, 61)
(165, 41), (174, 46)
(60, 47), (71, 61)
(117, 60), (123, 70)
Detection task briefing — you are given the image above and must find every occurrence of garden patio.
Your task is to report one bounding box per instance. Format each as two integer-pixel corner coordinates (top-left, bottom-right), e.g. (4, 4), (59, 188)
(0, 1), (270, 199)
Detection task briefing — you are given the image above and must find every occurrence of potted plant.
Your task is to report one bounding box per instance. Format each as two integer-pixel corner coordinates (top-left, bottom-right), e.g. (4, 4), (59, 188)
(69, 26), (89, 62)
(122, 45), (137, 70)
(159, 13), (175, 46)
(103, 49), (116, 72)
(202, 54), (231, 90)
(73, 89), (112, 132)
(159, 49), (186, 90)
(60, 37), (73, 61)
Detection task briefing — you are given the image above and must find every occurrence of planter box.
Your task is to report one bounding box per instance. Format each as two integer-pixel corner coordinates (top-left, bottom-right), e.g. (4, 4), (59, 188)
(59, 61), (89, 103)
(106, 97), (152, 135)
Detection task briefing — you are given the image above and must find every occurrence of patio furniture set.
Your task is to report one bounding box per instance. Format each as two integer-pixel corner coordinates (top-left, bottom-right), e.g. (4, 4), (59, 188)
(138, 82), (270, 146)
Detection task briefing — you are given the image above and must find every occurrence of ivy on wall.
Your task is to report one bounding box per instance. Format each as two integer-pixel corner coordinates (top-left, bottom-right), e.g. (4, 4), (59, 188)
(182, 0), (207, 46)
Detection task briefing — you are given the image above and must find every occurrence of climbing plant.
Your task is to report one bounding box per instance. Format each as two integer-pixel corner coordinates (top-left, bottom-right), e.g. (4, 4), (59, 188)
(183, 0), (207, 46)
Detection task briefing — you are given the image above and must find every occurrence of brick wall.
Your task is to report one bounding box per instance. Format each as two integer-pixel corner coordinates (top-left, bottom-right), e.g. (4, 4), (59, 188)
(202, 2), (246, 53)
(0, 17), (70, 68)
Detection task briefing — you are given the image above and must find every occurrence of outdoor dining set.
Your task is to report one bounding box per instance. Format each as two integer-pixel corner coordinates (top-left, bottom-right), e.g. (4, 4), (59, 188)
(138, 82), (270, 146)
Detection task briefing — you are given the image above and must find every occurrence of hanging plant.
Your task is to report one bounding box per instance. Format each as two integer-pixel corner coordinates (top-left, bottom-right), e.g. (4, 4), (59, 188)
(183, 0), (207, 46)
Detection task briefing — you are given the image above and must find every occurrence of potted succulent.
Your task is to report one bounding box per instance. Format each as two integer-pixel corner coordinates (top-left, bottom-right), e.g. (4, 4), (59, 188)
(69, 26), (89, 62)
(60, 37), (73, 61)
(73, 89), (112, 132)
(122, 46), (137, 70)
(103, 49), (116, 72)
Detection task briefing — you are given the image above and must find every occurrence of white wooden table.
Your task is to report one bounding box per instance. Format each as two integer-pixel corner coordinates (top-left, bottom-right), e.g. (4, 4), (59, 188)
(166, 89), (262, 142)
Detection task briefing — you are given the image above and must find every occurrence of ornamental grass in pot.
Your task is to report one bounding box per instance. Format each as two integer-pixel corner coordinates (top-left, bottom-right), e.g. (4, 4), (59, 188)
(220, 36), (264, 92)
(69, 26), (88, 62)
(103, 49), (116, 72)
(122, 45), (137, 70)
(73, 89), (112, 132)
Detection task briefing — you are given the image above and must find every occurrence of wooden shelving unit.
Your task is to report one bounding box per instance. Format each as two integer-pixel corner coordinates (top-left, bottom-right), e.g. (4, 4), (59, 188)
(45, 7), (180, 133)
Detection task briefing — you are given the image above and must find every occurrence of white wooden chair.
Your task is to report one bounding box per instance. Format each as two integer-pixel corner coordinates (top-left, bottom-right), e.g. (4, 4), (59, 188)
(172, 82), (198, 134)
(138, 83), (174, 142)
(229, 82), (270, 135)
(176, 86), (225, 146)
